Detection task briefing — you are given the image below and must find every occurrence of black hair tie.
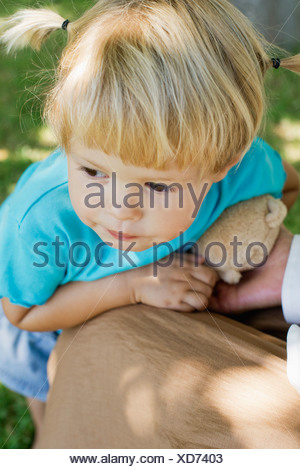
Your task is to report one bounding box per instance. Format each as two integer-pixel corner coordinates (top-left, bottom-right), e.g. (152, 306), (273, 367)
(271, 58), (281, 69)
(62, 19), (70, 31)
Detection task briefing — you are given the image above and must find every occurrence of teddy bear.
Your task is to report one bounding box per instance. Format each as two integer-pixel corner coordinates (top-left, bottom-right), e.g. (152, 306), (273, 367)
(195, 194), (287, 284)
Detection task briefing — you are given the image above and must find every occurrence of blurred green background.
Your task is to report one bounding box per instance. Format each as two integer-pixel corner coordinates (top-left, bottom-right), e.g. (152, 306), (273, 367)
(0, 0), (300, 449)
(0, 0), (90, 450)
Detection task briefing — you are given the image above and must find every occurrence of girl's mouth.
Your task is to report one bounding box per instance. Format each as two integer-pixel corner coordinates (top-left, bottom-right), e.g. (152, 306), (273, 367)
(107, 229), (137, 240)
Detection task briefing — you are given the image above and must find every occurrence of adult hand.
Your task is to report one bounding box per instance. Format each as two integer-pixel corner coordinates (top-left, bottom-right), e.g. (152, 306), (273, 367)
(208, 225), (294, 313)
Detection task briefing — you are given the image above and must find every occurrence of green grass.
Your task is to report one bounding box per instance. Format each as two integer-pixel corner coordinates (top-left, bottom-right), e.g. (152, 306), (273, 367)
(0, 385), (34, 449)
(285, 161), (300, 233)
(0, 1), (300, 449)
(263, 68), (300, 233)
(0, 0), (89, 450)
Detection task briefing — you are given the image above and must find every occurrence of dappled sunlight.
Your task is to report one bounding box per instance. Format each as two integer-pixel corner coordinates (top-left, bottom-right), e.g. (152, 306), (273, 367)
(120, 365), (145, 388)
(204, 354), (300, 448)
(36, 126), (57, 148)
(119, 359), (231, 445)
(121, 365), (158, 438)
(7, 183), (17, 194)
(274, 118), (300, 162)
(282, 142), (300, 163)
(117, 355), (300, 447)
(0, 150), (9, 161)
(46, 348), (59, 386)
(274, 118), (300, 142)
(159, 358), (211, 403)
(15, 145), (51, 162)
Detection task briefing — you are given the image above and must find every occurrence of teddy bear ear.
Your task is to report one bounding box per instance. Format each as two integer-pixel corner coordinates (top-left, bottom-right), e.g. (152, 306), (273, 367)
(265, 196), (287, 228)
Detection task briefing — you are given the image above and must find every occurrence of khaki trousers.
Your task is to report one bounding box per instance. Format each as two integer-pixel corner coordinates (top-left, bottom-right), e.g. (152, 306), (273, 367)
(38, 305), (300, 449)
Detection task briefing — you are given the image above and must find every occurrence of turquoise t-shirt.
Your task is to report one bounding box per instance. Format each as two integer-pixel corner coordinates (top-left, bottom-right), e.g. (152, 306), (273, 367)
(0, 136), (287, 308)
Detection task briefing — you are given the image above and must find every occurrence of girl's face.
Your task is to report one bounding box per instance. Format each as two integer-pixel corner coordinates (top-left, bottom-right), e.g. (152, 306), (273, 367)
(67, 142), (215, 252)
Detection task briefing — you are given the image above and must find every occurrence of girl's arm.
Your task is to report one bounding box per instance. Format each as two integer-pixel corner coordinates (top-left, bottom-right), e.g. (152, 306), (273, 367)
(281, 160), (299, 210)
(3, 254), (219, 332)
(2, 269), (135, 332)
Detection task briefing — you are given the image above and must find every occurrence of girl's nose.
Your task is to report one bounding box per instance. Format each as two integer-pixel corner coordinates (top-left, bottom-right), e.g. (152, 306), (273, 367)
(106, 186), (143, 222)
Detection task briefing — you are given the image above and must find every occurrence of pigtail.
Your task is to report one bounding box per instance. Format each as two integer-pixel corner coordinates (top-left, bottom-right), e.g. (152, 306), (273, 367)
(266, 52), (300, 76)
(279, 54), (300, 76)
(0, 8), (68, 53)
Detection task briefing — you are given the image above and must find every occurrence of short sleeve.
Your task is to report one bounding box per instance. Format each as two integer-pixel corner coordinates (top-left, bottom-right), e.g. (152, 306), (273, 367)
(228, 137), (287, 200)
(0, 201), (68, 308)
(213, 137), (288, 218)
(180, 137), (288, 246)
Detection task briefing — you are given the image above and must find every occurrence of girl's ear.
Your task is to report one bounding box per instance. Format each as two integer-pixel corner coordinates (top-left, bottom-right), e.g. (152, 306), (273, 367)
(212, 153), (243, 183)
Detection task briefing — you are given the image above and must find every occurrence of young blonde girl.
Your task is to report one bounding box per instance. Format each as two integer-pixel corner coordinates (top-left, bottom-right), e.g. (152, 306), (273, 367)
(0, 0), (299, 448)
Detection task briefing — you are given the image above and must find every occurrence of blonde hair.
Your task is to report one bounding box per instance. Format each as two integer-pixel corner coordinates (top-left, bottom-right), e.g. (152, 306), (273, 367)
(1, 0), (300, 177)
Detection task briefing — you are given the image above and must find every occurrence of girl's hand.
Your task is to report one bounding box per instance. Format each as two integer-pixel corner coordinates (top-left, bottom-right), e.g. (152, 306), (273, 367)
(130, 253), (219, 313)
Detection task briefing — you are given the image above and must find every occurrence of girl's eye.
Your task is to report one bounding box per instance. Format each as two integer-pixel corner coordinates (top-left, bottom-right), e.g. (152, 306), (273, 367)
(145, 182), (176, 193)
(81, 167), (108, 178)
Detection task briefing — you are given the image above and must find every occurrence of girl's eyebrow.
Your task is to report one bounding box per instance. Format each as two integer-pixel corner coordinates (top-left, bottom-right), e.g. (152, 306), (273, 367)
(78, 156), (108, 170)
(72, 152), (112, 172)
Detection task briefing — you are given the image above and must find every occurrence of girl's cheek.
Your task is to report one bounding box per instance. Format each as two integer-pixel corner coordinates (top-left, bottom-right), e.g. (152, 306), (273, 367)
(69, 180), (87, 215)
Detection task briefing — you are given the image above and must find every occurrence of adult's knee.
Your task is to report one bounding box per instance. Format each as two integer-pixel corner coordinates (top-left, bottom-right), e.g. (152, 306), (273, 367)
(47, 303), (149, 385)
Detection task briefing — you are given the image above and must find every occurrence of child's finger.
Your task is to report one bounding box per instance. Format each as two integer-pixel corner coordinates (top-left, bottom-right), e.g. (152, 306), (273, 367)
(182, 291), (209, 311)
(174, 302), (196, 313)
(189, 266), (219, 287)
(178, 274), (213, 300)
(173, 265), (216, 291)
